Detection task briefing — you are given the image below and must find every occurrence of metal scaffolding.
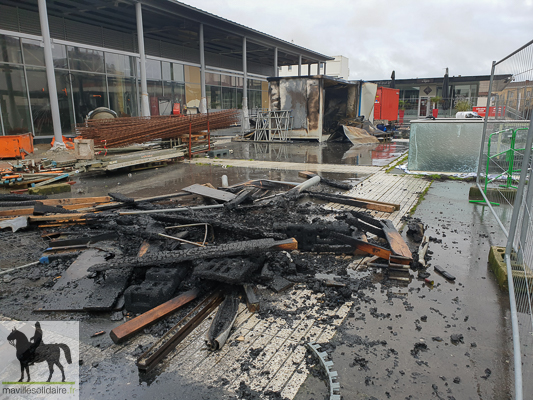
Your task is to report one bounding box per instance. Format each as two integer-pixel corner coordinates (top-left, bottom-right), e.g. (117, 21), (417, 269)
(254, 110), (293, 141)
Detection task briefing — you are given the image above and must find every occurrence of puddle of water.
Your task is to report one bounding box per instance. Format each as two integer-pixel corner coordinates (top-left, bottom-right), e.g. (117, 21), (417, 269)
(71, 163), (369, 199)
(219, 140), (408, 166)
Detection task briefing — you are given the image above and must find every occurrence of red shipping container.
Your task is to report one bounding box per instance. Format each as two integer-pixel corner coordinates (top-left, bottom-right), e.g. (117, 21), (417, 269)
(374, 87), (400, 122)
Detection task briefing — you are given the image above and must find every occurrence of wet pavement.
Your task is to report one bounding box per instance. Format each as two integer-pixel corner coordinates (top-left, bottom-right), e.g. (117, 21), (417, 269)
(0, 139), (516, 400)
(52, 139), (408, 199)
(295, 181), (514, 400)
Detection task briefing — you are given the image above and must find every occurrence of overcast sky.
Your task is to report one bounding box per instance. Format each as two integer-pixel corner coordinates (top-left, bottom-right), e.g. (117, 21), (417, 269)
(184, 0), (532, 80)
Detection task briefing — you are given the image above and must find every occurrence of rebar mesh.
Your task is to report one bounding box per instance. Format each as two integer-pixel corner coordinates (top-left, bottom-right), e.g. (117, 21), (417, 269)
(75, 110), (239, 148)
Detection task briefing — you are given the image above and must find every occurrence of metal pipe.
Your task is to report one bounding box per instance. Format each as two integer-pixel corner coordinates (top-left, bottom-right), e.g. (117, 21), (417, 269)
(37, 0), (64, 148)
(274, 47), (278, 77)
(0, 261), (39, 276)
(136, 2), (150, 117)
(120, 204), (224, 215)
(505, 254), (524, 400)
(287, 175), (320, 196)
(199, 24), (207, 113)
(307, 63), (311, 76)
(158, 233), (205, 247)
(298, 55), (302, 76)
(476, 61), (496, 187)
(242, 36), (249, 130)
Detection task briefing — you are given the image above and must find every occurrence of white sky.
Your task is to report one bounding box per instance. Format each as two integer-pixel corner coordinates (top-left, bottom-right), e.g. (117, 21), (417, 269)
(183, 0), (533, 80)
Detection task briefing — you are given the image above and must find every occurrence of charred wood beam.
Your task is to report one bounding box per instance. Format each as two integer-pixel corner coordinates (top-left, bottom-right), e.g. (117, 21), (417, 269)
(88, 238), (298, 272)
(345, 217), (386, 239)
(379, 219), (412, 259)
(136, 292), (224, 371)
(110, 288), (200, 344)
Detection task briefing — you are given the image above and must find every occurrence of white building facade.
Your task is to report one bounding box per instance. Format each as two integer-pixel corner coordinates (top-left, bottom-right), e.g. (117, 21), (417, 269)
(279, 55), (349, 79)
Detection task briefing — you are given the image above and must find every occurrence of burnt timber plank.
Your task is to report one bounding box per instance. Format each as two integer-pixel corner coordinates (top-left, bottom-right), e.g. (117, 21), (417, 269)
(182, 183), (236, 202)
(89, 238), (299, 272)
(110, 288), (200, 344)
(380, 219), (412, 260)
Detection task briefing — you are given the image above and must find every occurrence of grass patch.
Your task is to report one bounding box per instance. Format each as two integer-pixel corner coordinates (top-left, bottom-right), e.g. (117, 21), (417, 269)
(409, 180), (433, 215)
(385, 153), (408, 173)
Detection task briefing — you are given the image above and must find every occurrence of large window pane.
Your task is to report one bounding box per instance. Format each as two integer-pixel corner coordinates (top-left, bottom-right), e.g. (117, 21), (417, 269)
(22, 39), (45, 67)
(232, 76), (243, 88)
(160, 81), (186, 115)
(108, 76), (137, 117)
(148, 80), (163, 115)
(106, 52), (134, 76)
(207, 85), (221, 109)
(145, 59), (161, 80)
(236, 88), (243, 108)
(26, 67), (52, 135)
(222, 87), (235, 109)
(0, 34), (22, 64)
(70, 72), (107, 123)
(162, 62), (171, 81)
(52, 44), (68, 69)
(0, 64), (31, 134)
(54, 71), (75, 133)
(206, 72), (220, 86)
(173, 63), (184, 82)
(221, 74), (231, 87)
(68, 46), (104, 73)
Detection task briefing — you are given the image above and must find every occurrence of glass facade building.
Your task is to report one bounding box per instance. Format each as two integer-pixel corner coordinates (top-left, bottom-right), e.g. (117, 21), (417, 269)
(0, 31), (269, 137)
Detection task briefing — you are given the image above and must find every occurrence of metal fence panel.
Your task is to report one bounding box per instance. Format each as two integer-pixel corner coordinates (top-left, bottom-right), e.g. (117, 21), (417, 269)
(474, 39), (533, 400)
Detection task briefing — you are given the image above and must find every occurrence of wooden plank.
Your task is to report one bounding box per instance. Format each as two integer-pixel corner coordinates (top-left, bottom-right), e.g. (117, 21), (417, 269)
(29, 214), (86, 222)
(181, 183), (236, 202)
(110, 288), (200, 344)
(380, 219), (412, 259)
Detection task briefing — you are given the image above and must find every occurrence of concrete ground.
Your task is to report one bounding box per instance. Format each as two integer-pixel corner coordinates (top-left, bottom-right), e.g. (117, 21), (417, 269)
(0, 137), (517, 399)
(295, 180), (514, 400)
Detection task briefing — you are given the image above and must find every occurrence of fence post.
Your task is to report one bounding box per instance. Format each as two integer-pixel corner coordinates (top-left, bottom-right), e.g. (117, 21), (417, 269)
(476, 61), (496, 188)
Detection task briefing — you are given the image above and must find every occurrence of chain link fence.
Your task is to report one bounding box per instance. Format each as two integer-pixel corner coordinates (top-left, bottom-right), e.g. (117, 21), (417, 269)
(474, 39), (533, 400)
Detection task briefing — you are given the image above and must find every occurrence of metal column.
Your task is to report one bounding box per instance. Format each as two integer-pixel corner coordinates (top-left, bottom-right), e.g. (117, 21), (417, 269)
(308, 63), (311, 76)
(298, 55), (302, 76)
(323, 61), (326, 75)
(242, 36), (249, 130)
(199, 24), (207, 113)
(37, 0), (64, 148)
(274, 47), (278, 77)
(136, 2), (150, 117)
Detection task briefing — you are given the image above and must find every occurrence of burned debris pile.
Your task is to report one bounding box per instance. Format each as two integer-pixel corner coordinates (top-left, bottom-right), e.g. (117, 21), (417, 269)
(0, 174), (429, 376)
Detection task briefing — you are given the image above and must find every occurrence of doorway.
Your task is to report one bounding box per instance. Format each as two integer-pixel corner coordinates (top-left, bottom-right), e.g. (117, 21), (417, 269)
(419, 97), (429, 117)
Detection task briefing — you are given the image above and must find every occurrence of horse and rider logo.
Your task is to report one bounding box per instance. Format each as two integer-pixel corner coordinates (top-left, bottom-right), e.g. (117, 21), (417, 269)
(6, 322), (72, 382)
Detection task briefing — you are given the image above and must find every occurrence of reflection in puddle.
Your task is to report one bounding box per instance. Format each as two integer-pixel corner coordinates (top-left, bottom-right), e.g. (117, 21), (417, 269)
(224, 140), (408, 166)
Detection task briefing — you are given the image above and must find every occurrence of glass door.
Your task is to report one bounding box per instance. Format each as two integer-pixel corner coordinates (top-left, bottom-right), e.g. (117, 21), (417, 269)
(419, 97), (429, 117)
